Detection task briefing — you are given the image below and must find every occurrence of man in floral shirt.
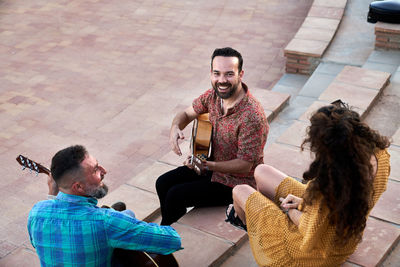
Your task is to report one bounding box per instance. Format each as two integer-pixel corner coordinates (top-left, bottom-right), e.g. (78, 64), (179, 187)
(156, 47), (269, 225)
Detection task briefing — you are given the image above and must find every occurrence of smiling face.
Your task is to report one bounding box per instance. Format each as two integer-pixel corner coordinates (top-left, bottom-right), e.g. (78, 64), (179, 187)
(211, 56), (244, 100)
(80, 154), (108, 199)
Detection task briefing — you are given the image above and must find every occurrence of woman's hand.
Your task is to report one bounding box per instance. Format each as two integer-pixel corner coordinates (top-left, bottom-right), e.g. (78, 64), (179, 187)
(279, 194), (303, 226)
(279, 194), (302, 211)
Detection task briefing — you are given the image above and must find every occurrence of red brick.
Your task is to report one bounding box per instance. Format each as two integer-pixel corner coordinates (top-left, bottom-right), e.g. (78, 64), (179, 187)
(375, 42), (388, 48)
(286, 62), (310, 69)
(376, 36), (389, 42)
(385, 42), (400, 49)
(388, 37), (400, 43)
(299, 59), (311, 65)
(286, 58), (299, 64)
(286, 67), (298, 73)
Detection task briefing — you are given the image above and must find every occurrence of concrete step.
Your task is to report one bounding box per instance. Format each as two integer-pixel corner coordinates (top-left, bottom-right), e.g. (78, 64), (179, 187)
(283, 0), (348, 74)
(98, 183), (160, 222)
(172, 207), (247, 267)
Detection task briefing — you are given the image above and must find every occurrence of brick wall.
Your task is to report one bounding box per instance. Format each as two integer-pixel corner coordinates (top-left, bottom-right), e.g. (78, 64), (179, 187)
(375, 22), (400, 50)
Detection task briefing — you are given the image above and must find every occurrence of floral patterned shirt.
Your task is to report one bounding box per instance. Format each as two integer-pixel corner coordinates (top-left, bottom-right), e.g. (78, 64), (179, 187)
(192, 83), (269, 188)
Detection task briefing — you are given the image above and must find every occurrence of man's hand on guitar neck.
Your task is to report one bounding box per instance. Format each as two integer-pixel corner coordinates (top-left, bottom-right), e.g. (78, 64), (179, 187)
(47, 175), (59, 196)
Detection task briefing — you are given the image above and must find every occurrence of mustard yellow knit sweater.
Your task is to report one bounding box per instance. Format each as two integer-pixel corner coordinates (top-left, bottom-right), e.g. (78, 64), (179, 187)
(245, 149), (390, 267)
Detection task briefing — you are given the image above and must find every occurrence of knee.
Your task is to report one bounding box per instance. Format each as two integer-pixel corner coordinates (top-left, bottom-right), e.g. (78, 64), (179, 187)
(232, 184), (256, 210)
(232, 184), (252, 201)
(155, 173), (168, 192)
(254, 164), (274, 183)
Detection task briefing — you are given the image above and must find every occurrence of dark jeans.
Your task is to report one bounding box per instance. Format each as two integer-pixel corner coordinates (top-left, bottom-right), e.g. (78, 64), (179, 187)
(155, 166), (233, 225)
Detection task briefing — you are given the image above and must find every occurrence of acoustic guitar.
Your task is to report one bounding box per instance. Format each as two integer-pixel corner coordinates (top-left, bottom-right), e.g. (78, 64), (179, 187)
(189, 113), (212, 175)
(16, 155), (179, 267)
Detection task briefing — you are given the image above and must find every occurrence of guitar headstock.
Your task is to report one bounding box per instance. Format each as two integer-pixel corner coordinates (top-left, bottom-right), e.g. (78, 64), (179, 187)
(16, 155), (50, 176)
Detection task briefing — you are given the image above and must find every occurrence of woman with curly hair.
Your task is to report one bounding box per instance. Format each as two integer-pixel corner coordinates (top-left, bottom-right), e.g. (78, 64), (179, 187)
(228, 100), (391, 266)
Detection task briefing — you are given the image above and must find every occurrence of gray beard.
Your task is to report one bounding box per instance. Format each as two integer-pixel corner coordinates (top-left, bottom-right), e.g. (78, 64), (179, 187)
(86, 184), (109, 199)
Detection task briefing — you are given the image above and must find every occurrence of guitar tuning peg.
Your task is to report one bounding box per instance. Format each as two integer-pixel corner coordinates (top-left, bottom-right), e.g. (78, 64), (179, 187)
(19, 155), (25, 164)
(21, 166), (26, 171)
(26, 159), (32, 172)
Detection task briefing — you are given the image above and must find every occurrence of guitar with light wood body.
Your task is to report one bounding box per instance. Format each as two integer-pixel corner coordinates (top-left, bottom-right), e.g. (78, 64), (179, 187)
(190, 113), (212, 175)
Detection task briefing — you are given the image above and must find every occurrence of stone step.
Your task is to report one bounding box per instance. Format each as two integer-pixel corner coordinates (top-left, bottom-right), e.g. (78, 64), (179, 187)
(263, 142), (313, 180)
(172, 206), (247, 267)
(346, 217), (400, 266)
(362, 50), (400, 74)
(171, 223), (233, 267)
(250, 89), (291, 122)
(0, 247), (40, 267)
(277, 65), (391, 150)
(284, 0), (348, 74)
(370, 179), (400, 225)
(98, 183), (160, 222)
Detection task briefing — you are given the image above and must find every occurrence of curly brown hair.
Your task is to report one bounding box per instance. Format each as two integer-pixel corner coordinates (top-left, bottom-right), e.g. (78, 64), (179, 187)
(301, 102), (390, 244)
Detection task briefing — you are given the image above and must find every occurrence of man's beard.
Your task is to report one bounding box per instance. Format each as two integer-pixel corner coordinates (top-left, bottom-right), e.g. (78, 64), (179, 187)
(86, 183), (109, 199)
(212, 82), (238, 99)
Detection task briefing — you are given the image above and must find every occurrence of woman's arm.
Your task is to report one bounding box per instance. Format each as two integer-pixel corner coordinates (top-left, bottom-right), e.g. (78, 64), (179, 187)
(287, 208), (302, 226)
(280, 194), (303, 226)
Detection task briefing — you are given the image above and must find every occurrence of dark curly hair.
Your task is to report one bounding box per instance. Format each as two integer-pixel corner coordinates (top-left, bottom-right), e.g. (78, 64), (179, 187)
(301, 101), (390, 244)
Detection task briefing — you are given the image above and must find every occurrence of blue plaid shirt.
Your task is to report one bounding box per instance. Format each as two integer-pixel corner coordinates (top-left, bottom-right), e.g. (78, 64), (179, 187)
(28, 192), (182, 267)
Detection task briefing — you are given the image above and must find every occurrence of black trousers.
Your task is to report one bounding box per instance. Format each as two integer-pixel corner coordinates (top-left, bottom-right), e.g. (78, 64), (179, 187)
(155, 166), (233, 225)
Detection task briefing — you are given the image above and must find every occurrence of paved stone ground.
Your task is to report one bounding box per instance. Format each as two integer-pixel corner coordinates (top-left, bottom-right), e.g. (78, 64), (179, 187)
(0, 0), (314, 264)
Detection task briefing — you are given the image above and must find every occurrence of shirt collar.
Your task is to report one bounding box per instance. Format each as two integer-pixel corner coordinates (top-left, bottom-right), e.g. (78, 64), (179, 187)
(56, 191), (98, 206)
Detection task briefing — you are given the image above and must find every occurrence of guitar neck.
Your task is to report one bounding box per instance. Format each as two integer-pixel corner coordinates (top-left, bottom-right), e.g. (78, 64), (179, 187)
(16, 155), (51, 175)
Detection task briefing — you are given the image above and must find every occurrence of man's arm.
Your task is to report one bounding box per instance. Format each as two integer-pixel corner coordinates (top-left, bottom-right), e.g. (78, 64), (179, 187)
(205, 158), (253, 174)
(169, 106), (198, 156)
(107, 214), (182, 255)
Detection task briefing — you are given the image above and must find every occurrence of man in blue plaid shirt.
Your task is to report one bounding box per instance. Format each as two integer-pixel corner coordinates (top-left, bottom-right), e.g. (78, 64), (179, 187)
(28, 145), (182, 266)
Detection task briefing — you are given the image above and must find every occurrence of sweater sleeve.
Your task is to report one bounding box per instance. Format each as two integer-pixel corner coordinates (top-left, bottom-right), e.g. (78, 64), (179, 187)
(371, 149), (391, 205)
(297, 194), (329, 253)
